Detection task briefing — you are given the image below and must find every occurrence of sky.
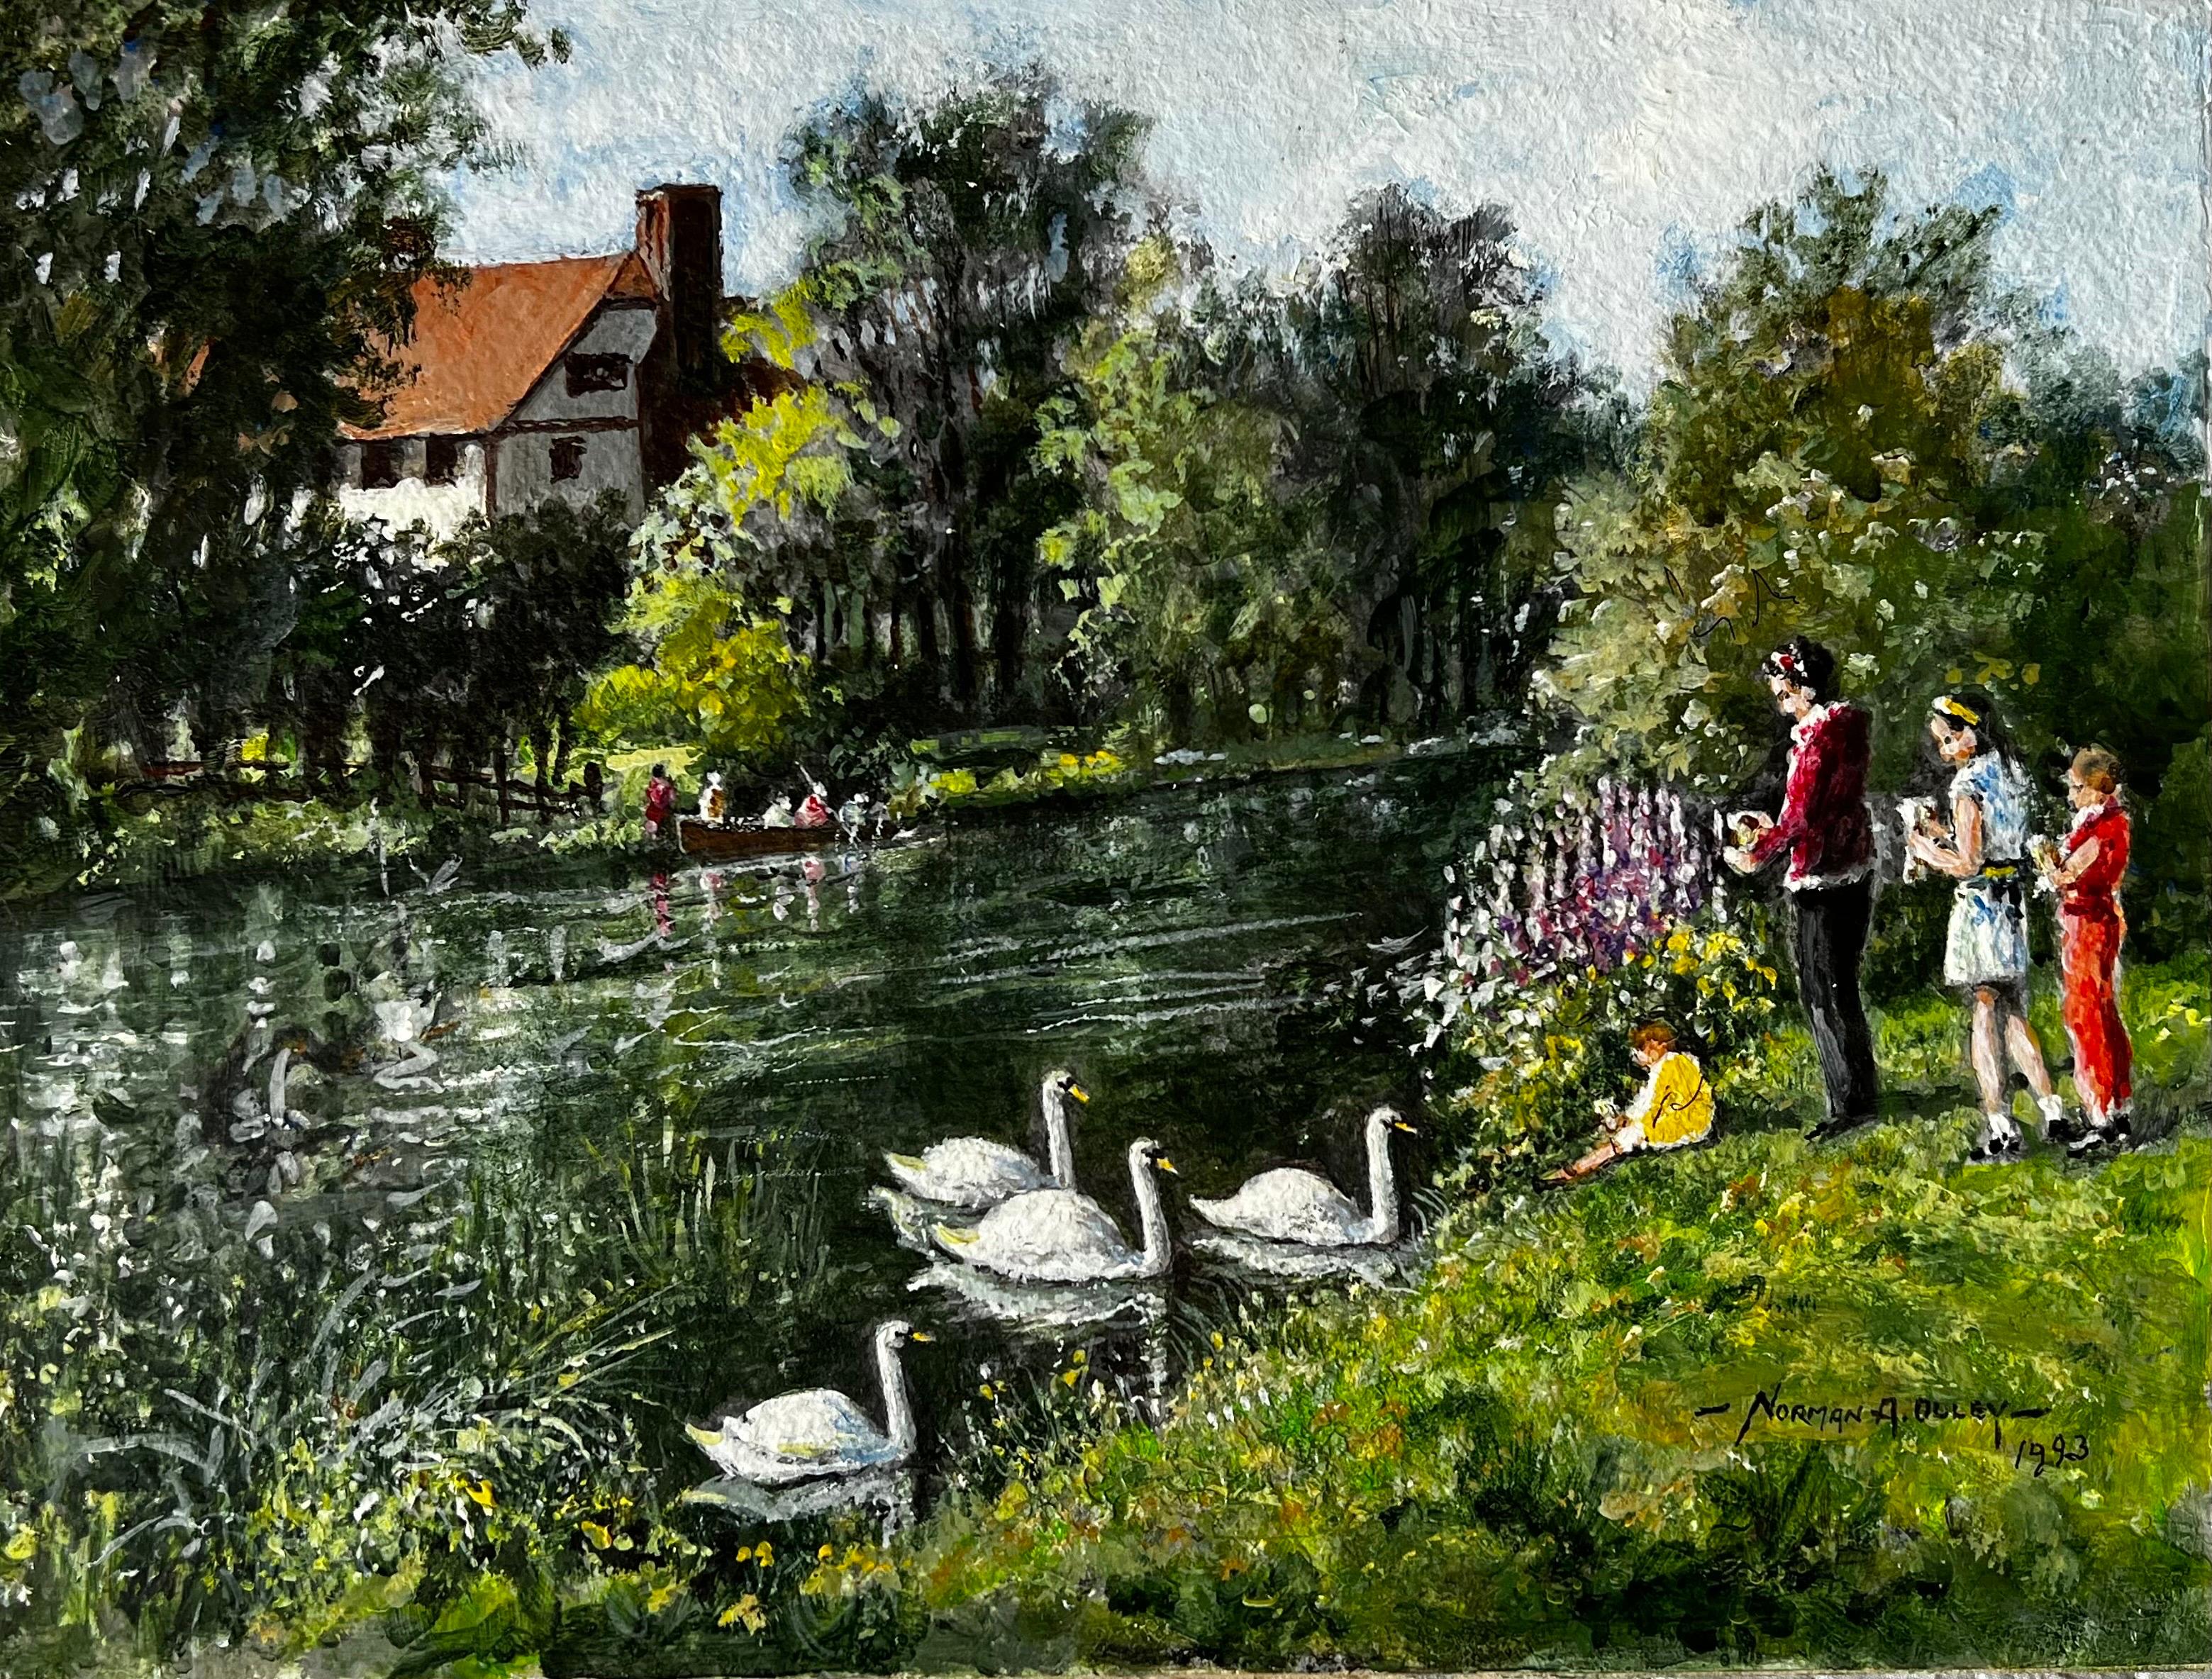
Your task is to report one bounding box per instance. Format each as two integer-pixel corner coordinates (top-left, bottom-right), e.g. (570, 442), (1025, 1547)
(445, 0), (2211, 385)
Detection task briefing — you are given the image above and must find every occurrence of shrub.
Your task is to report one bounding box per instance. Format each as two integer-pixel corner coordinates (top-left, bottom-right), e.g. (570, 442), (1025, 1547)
(1407, 779), (1789, 1177)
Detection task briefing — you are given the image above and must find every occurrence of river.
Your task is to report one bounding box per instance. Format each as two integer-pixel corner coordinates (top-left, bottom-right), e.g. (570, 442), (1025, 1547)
(0, 754), (1496, 1595)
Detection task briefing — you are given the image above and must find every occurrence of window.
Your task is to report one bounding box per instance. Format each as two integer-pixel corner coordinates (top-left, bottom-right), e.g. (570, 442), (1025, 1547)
(565, 352), (628, 396)
(424, 436), (460, 485)
(360, 440), (401, 489)
(550, 436), (587, 481)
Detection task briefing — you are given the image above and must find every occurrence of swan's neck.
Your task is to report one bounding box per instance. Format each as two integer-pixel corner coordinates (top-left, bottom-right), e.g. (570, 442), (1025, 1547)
(1365, 1122), (1401, 1244)
(1131, 1160), (1171, 1277)
(876, 1338), (915, 1454)
(1043, 1089), (1075, 1186)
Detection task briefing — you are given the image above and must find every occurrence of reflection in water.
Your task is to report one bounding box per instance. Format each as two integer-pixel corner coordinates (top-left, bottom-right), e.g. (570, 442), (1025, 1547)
(908, 1258), (1170, 1339)
(684, 1468), (917, 1540)
(1, 757), (1494, 1583)
(1187, 1228), (1412, 1285)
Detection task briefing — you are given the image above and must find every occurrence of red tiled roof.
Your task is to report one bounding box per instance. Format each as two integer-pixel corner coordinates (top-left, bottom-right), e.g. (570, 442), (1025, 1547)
(343, 251), (658, 439)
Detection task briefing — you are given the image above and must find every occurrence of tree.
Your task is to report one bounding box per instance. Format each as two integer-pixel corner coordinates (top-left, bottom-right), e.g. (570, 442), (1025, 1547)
(1033, 235), (1350, 739)
(0, 1), (562, 853)
(258, 498), (630, 796)
(577, 567), (813, 770)
(1292, 186), (1596, 726)
(1541, 167), (2207, 801)
(662, 66), (1148, 731)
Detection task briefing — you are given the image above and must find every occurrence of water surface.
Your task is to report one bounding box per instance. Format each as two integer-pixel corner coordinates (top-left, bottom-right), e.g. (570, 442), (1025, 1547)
(1, 757), (1493, 1552)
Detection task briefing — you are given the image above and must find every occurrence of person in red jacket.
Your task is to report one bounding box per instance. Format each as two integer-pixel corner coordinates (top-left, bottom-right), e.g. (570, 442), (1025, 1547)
(642, 763), (677, 840)
(1723, 637), (1879, 1133)
(2042, 746), (2133, 1154)
(794, 785), (833, 830)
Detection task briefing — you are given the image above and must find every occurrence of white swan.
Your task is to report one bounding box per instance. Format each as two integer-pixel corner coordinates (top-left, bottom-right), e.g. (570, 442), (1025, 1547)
(686, 1320), (929, 1484)
(933, 1138), (1177, 1283)
(1189, 1106), (1416, 1247)
(883, 1070), (1088, 1210)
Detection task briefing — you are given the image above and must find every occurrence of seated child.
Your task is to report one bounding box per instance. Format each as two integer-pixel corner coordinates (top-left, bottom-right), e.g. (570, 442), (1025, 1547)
(1543, 1021), (1712, 1186)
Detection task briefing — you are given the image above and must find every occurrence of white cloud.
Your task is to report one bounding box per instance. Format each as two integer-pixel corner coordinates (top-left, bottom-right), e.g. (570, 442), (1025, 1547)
(446, 0), (2209, 382)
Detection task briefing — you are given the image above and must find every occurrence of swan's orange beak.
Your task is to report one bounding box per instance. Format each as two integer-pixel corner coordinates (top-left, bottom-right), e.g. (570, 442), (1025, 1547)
(908, 1330), (933, 1342)
(1155, 1157), (1178, 1174)
(1067, 1084), (1090, 1104)
(1393, 1120), (1418, 1134)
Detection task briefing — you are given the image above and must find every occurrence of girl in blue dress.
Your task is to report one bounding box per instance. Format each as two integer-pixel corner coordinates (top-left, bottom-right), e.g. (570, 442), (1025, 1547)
(1905, 691), (2062, 1160)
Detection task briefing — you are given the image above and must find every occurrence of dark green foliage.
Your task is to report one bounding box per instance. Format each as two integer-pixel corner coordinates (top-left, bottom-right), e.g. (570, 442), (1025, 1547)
(726, 66), (1149, 732)
(1290, 186), (1602, 723)
(657, 77), (1599, 761)
(0, 1), (564, 881)
(1030, 194), (1603, 742)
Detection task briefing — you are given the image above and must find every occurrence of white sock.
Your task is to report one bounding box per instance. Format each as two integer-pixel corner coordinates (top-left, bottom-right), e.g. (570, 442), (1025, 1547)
(2036, 1093), (2064, 1127)
(1984, 1112), (2021, 1144)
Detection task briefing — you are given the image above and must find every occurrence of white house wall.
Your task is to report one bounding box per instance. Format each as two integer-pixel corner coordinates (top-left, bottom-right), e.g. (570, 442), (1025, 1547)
(336, 441), (488, 540)
(491, 429), (645, 520)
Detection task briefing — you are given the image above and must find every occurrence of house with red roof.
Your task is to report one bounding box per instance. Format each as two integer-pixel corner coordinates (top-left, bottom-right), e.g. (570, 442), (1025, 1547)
(335, 183), (739, 537)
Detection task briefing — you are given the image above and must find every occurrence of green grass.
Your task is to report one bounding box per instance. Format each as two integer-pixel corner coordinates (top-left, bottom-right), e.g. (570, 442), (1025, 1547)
(894, 728), (1452, 816)
(901, 969), (2212, 1670)
(39, 770), (661, 898)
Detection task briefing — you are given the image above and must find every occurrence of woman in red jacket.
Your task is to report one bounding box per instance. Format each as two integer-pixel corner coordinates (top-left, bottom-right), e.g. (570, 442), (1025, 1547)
(2042, 746), (2133, 1154)
(1723, 637), (1879, 1134)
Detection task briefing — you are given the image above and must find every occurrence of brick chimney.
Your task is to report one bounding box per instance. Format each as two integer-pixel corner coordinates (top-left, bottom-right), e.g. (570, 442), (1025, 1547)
(634, 183), (723, 389)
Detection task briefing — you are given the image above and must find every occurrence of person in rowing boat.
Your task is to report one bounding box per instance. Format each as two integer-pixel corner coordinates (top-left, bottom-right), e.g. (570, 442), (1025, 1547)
(643, 764), (676, 840)
(796, 783), (833, 829)
(698, 771), (728, 825)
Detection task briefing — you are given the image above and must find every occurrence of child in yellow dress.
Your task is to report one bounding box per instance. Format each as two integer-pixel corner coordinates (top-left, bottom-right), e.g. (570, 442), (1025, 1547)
(1543, 1021), (1712, 1186)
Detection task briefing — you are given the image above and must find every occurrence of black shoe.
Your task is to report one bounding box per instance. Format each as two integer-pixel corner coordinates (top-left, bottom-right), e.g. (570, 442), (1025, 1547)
(1967, 1128), (2024, 1166)
(2043, 1110), (2090, 1146)
(2067, 1117), (2133, 1159)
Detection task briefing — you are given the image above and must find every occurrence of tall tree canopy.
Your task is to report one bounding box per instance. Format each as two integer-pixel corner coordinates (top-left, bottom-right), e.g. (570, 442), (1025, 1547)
(1542, 167), (2206, 798)
(1031, 193), (1601, 742)
(1292, 185), (1598, 725)
(1032, 234), (1342, 741)
(616, 121), (1604, 763)
(633, 66), (1149, 744)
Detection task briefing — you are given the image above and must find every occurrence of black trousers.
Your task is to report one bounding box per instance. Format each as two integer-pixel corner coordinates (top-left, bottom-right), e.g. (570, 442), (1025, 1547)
(1789, 876), (1879, 1122)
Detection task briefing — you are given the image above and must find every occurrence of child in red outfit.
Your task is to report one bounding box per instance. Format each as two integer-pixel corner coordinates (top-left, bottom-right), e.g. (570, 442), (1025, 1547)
(2041, 746), (2133, 1152)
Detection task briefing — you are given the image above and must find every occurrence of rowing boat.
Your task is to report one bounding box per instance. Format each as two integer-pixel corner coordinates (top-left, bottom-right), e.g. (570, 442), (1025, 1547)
(674, 816), (848, 861)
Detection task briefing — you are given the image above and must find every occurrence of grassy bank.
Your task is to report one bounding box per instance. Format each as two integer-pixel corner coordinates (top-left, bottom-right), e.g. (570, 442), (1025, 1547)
(892, 727), (1482, 815)
(899, 966), (2212, 1671)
